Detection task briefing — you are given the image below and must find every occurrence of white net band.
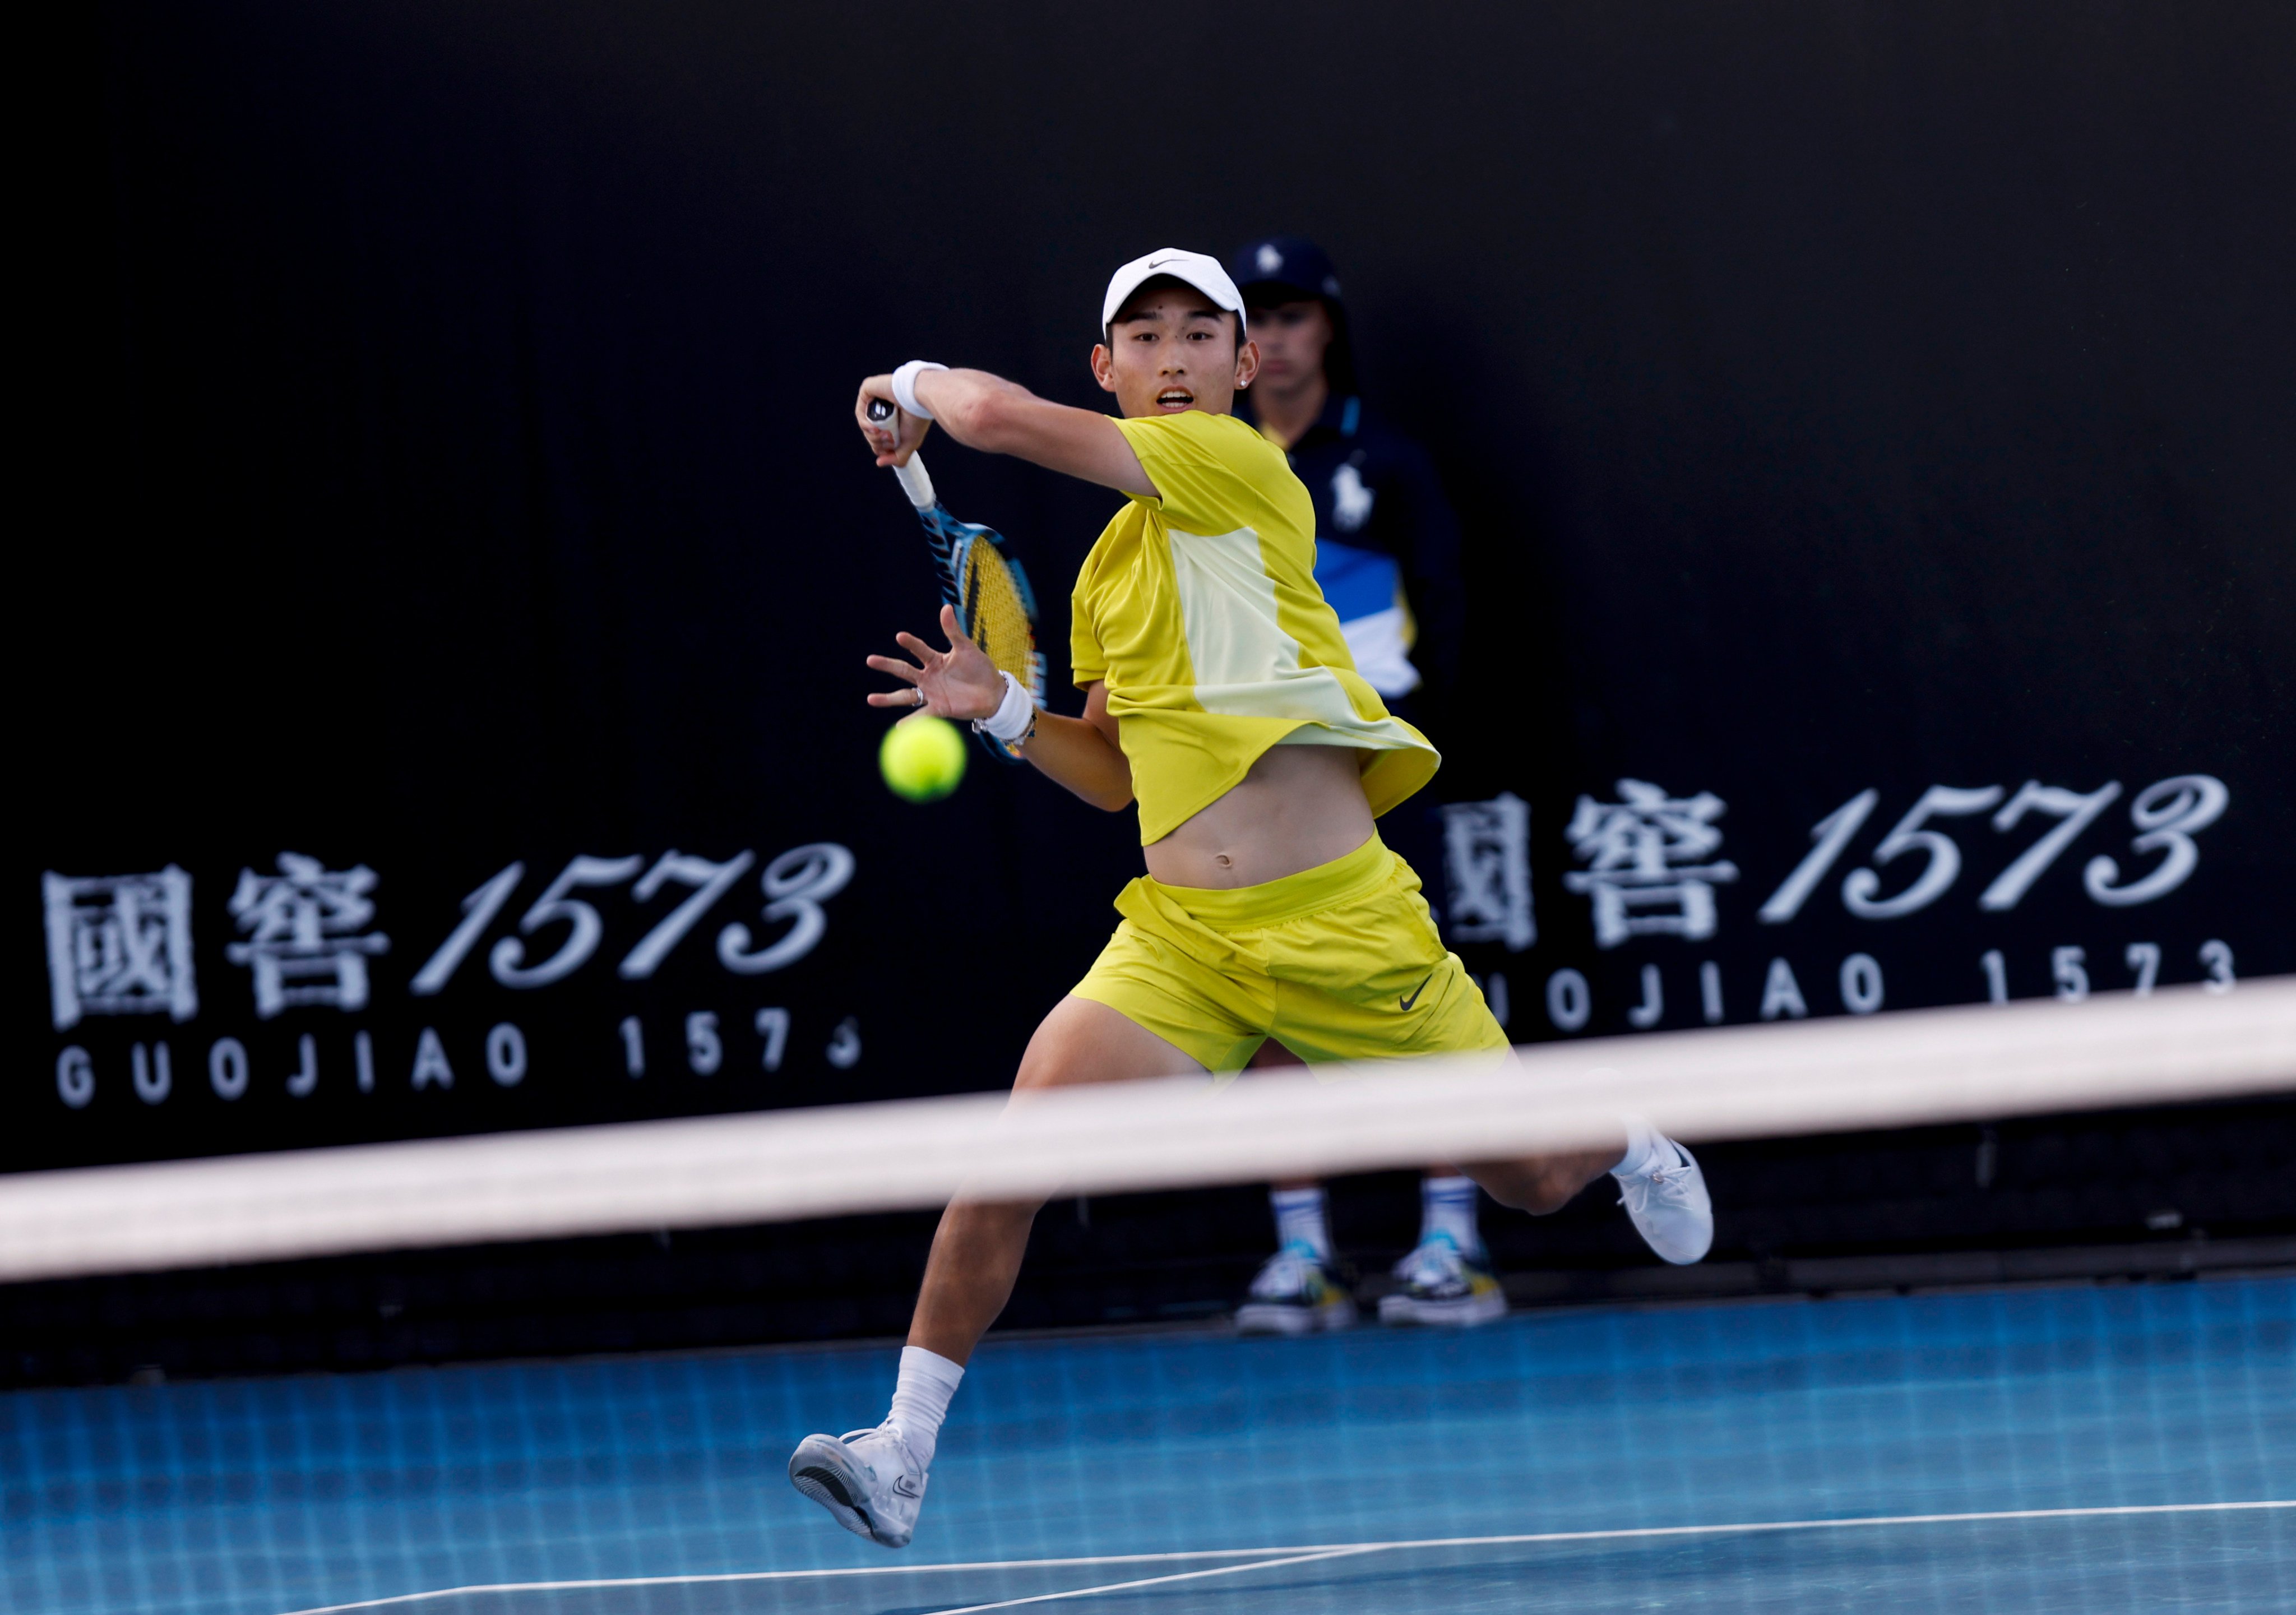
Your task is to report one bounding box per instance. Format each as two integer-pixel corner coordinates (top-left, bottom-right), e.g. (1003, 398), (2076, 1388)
(4, 978), (2289, 1283)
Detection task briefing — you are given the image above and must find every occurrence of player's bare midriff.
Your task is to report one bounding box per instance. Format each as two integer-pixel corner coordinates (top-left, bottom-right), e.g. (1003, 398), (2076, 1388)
(1142, 743), (1376, 890)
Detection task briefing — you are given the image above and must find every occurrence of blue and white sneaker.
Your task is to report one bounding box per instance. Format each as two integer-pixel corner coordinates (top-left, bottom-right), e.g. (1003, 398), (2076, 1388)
(1235, 1241), (1358, 1335)
(1378, 1232), (1508, 1327)
(789, 1419), (927, 1548)
(1615, 1131), (1713, 1265)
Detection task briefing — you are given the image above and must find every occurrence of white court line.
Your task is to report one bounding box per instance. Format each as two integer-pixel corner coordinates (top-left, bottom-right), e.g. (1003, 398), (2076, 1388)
(277, 1499), (2295, 1613)
(924, 1547), (1382, 1614)
(277, 1548), (1320, 1613)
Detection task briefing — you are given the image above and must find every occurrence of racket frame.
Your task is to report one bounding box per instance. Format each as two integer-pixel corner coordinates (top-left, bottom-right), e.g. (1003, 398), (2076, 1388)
(877, 433), (1045, 761)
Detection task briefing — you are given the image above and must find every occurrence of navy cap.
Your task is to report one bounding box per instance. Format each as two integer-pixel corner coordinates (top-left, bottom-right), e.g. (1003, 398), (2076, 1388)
(1231, 235), (1344, 308)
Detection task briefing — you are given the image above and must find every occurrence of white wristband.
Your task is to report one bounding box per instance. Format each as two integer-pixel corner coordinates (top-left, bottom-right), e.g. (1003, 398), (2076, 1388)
(973, 670), (1036, 743)
(891, 360), (948, 421)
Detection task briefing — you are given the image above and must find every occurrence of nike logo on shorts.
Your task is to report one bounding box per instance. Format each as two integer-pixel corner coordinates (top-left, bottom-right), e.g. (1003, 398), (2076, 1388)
(1400, 971), (1436, 1012)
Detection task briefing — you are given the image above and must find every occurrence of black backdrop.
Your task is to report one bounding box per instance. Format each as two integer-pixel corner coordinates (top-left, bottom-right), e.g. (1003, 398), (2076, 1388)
(13, 1), (2294, 1375)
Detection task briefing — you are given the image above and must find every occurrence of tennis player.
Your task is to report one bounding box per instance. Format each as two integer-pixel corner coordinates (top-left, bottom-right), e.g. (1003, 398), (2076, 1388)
(790, 248), (1712, 1550)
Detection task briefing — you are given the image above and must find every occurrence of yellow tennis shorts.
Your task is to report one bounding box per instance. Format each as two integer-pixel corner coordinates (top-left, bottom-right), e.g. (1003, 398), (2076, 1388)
(1071, 834), (1510, 1073)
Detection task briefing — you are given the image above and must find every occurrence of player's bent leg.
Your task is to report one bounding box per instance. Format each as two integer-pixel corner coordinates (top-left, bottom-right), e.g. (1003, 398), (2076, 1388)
(1011, 993), (1211, 1094)
(910, 997), (1208, 1358)
(1272, 859), (1712, 1266)
(1462, 1119), (1714, 1267)
(791, 997), (1204, 1549)
(1462, 1149), (1622, 1216)
(904, 1201), (1040, 1368)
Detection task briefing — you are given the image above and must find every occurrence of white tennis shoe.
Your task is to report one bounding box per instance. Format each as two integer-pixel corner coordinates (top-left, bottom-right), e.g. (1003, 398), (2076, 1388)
(1615, 1132), (1714, 1265)
(1378, 1233), (1508, 1328)
(789, 1419), (928, 1548)
(1235, 1241), (1358, 1335)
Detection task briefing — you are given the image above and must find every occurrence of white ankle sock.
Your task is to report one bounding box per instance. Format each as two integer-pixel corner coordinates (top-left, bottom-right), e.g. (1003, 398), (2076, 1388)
(1419, 1175), (1482, 1255)
(1610, 1115), (1675, 1181)
(888, 1345), (964, 1469)
(1271, 1186), (1331, 1261)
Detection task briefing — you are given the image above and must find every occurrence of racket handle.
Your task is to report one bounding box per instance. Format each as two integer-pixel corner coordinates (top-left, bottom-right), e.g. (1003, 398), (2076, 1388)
(892, 456), (936, 509)
(867, 397), (937, 507)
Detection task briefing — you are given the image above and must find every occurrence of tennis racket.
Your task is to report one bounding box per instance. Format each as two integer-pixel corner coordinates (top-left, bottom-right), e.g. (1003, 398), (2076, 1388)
(867, 397), (1045, 760)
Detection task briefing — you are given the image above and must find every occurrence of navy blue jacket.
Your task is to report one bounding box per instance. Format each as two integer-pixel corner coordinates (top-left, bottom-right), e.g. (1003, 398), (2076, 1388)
(1239, 391), (1466, 701)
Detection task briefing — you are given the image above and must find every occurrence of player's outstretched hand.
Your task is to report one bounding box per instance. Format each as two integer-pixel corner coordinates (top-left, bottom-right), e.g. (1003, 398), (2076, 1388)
(867, 605), (1003, 721)
(855, 377), (930, 468)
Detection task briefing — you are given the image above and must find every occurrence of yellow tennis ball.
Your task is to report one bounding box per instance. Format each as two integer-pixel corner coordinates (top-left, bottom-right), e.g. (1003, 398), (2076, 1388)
(879, 712), (968, 803)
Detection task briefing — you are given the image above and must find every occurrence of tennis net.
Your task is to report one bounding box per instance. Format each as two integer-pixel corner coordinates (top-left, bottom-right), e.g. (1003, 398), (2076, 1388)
(5, 979), (2293, 1615)
(6, 977), (2291, 1281)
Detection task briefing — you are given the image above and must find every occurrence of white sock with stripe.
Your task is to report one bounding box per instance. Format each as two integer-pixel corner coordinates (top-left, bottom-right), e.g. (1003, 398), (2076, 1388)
(1419, 1174), (1483, 1256)
(1271, 1186), (1332, 1261)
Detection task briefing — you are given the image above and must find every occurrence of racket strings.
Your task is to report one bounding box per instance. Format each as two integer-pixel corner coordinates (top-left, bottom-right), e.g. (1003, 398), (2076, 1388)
(921, 500), (1041, 760)
(958, 542), (1036, 684)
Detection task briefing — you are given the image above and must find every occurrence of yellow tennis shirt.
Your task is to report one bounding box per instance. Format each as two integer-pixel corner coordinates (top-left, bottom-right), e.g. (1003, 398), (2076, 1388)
(1070, 409), (1439, 845)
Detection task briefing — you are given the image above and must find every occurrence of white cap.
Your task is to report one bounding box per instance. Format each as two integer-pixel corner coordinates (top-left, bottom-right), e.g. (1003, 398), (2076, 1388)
(1100, 248), (1248, 339)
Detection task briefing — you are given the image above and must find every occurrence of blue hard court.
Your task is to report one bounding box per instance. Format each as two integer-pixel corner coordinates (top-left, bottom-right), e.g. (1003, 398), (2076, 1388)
(7, 1275), (2292, 1613)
